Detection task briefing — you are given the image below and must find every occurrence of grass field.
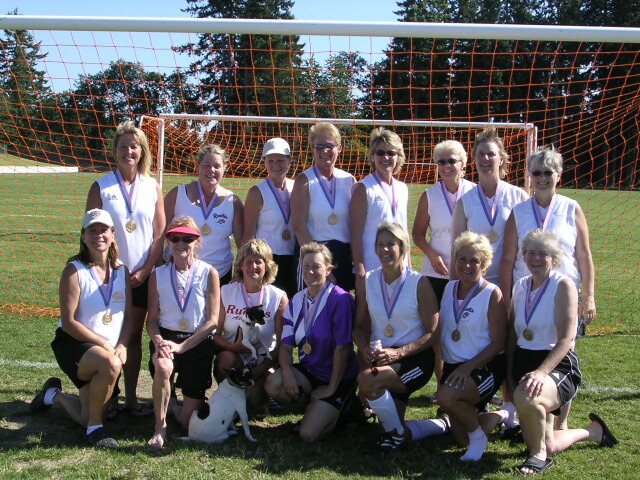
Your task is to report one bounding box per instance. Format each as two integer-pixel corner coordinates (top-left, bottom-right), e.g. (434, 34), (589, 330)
(0, 160), (639, 479)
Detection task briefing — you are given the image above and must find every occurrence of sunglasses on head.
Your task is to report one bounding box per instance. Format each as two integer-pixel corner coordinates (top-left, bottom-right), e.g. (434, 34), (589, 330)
(168, 236), (198, 244)
(375, 150), (398, 157)
(313, 143), (338, 150)
(530, 170), (555, 177)
(436, 158), (459, 166)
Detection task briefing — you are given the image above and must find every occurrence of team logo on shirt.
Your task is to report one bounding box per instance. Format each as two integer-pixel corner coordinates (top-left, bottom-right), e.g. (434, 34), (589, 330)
(107, 194), (118, 200)
(374, 195), (384, 202)
(112, 291), (125, 303)
(212, 213), (228, 225)
(461, 308), (474, 320)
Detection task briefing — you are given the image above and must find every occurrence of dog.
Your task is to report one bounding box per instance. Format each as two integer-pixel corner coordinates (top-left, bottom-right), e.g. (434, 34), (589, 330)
(185, 366), (257, 444)
(238, 305), (271, 362)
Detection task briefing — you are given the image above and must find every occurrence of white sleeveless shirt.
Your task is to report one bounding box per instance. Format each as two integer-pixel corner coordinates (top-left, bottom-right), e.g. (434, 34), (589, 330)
(255, 178), (295, 255)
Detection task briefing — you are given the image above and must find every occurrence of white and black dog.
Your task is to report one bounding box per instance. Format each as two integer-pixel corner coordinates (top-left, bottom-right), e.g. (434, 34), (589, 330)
(238, 305), (271, 361)
(185, 366), (257, 444)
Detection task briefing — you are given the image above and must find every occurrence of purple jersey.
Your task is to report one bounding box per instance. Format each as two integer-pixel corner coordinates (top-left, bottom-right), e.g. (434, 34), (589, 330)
(282, 284), (358, 383)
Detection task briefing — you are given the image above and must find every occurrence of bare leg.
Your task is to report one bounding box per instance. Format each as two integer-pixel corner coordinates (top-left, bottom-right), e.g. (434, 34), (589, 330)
(298, 399), (340, 443)
(124, 305), (146, 409)
(555, 401), (571, 430)
(172, 395), (204, 431)
(148, 355), (173, 449)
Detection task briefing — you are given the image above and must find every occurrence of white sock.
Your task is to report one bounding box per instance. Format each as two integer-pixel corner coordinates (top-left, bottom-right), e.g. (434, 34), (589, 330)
(498, 401), (518, 429)
(86, 424), (103, 435)
(368, 390), (403, 435)
(406, 418), (449, 441)
(44, 387), (60, 406)
(460, 427), (488, 461)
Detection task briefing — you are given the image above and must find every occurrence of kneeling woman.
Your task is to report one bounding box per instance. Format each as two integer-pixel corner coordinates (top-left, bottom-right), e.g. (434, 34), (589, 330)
(147, 217), (220, 449)
(265, 242), (359, 443)
(353, 222), (439, 451)
(30, 209), (133, 449)
(510, 229), (617, 474)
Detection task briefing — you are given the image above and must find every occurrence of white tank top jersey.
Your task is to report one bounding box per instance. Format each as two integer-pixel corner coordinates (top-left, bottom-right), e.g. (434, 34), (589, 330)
(423, 178), (475, 278)
(461, 180), (526, 285)
(304, 167), (354, 243)
(365, 267), (427, 348)
(155, 259), (212, 333)
(439, 280), (497, 364)
(255, 178), (295, 255)
(513, 270), (576, 350)
(512, 195), (580, 289)
(173, 185), (235, 277)
(220, 282), (285, 352)
(97, 172), (157, 273)
(358, 173), (409, 272)
(58, 260), (127, 348)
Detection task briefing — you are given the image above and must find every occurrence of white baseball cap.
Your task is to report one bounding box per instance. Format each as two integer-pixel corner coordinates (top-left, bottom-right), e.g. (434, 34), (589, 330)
(82, 208), (114, 229)
(262, 138), (291, 157)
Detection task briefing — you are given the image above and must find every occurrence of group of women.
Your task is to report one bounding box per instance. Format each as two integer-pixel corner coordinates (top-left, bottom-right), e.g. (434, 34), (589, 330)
(30, 120), (617, 473)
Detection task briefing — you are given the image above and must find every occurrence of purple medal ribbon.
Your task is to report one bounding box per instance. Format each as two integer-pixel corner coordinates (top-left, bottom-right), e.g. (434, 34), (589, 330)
(379, 268), (408, 320)
(89, 265), (114, 310)
(477, 181), (501, 229)
(241, 283), (264, 309)
(373, 172), (397, 217)
(531, 194), (557, 230)
(266, 178), (291, 225)
(197, 181), (219, 223)
(452, 278), (483, 330)
(313, 166), (336, 210)
(440, 180), (462, 216)
(114, 170), (137, 217)
(170, 262), (196, 315)
(524, 276), (551, 330)
(302, 282), (331, 341)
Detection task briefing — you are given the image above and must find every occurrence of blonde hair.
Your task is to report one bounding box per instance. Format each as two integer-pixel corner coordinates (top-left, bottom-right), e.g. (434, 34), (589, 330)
(196, 144), (229, 172)
(233, 238), (278, 285)
(433, 140), (468, 177)
(453, 231), (494, 275)
(367, 127), (405, 174)
(527, 146), (563, 175)
(300, 241), (334, 269)
(375, 221), (411, 259)
(111, 120), (152, 177)
(309, 122), (341, 146)
(472, 128), (510, 179)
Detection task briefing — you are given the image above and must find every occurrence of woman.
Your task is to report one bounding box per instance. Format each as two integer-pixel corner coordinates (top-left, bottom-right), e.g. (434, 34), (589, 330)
(509, 229), (617, 474)
(291, 122), (356, 292)
(214, 238), (288, 413)
(353, 222), (439, 451)
(86, 120), (165, 415)
(413, 140), (475, 304)
(264, 242), (359, 443)
(146, 217), (220, 449)
(451, 128), (528, 287)
(30, 209), (132, 448)
(164, 144), (243, 286)
(434, 232), (507, 461)
(350, 127), (409, 296)
(243, 138), (296, 297)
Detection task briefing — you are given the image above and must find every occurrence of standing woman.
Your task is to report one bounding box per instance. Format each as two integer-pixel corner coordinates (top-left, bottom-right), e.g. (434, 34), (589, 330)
(86, 120), (165, 415)
(264, 242), (359, 443)
(146, 217), (219, 449)
(412, 140), (475, 304)
(243, 138), (296, 297)
(291, 122), (356, 292)
(350, 127), (409, 296)
(451, 128), (528, 287)
(30, 209), (132, 448)
(164, 144), (244, 286)
(353, 222), (439, 451)
(509, 229), (616, 474)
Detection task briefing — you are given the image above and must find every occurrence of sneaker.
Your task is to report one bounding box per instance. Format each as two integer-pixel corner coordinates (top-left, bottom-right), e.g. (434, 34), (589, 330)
(436, 408), (451, 429)
(30, 377), (62, 413)
(86, 427), (119, 449)
(377, 427), (412, 451)
(490, 394), (503, 406)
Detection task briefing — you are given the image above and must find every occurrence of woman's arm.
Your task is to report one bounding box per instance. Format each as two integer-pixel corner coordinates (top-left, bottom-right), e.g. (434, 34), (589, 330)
(242, 185), (263, 244)
(574, 204), (596, 323)
(212, 292), (252, 355)
(132, 182), (166, 287)
(499, 212), (518, 308)
(85, 181), (103, 210)
(231, 194), (244, 249)
(114, 266), (134, 364)
(163, 186), (178, 233)
(449, 201), (468, 280)
(349, 182), (368, 295)
(412, 192), (448, 276)
(352, 279), (374, 364)
(291, 173), (313, 246)
(505, 303), (519, 396)
(311, 344), (349, 401)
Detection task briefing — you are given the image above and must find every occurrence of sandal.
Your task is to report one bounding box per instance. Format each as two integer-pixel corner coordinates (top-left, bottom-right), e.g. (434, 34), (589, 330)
(589, 412), (619, 448)
(517, 456), (554, 475)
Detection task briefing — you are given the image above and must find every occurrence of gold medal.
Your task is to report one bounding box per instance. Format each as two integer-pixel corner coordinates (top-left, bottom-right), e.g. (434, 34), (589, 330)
(125, 219), (137, 233)
(487, 230), (499, 243)
(328, 213), (339, 225)
(201, 224), (211, 236)
(451, 329), (461, 342)
(282, 229), (291, 241)
(178, 317), (189, 330)
(384, 324), (394, 337)
(523, 328), (534, 341)
(303, 342), (312, 355)
(102, 311), (112, 325)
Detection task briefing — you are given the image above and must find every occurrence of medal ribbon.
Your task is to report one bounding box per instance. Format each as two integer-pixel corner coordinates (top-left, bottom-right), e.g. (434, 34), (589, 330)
(266, 178), (291, 225)
(524, 276), (551, 329)
(313, 166), (336, 210)
(373, 172), (397, 217)
(170, 262), (196, 315)
(440, 180), (462, 216)
(477, 181), (501, 228)
(114, 170), (137, 217)
(452, 278), (483, 330)
(197, 181), (219, 223)
(531, 194), (557, 230)
(302, 282), (331, 340)
(89, 264), (114, 310)
(379, 268), (408, 320)
(241, 283), (264, 309)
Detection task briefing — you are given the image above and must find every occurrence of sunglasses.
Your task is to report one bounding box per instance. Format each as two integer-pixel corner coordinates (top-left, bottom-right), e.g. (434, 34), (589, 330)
(530, 170), (555, 177)
(168, 236), (198, 244)
(375, 150), (398, 157)
(313, 143), (338, 150)
(436, 158), (460, 166)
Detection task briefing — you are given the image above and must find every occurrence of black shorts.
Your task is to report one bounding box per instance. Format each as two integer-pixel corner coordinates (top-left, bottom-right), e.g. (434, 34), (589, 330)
(51, 328), (104, 389)
(293, 363), (358, 414)
(131, 276), (149, 310)
(295, 239), (355, 293)
(149, 327), (215, 400)
(387, 347), (436, 404)
(442, 354), (506, 410)
(426, 276), (449, 308)
(273, 253), (297, 299)
(218, 269), (233, 287)
(513, 347), (582, 415)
